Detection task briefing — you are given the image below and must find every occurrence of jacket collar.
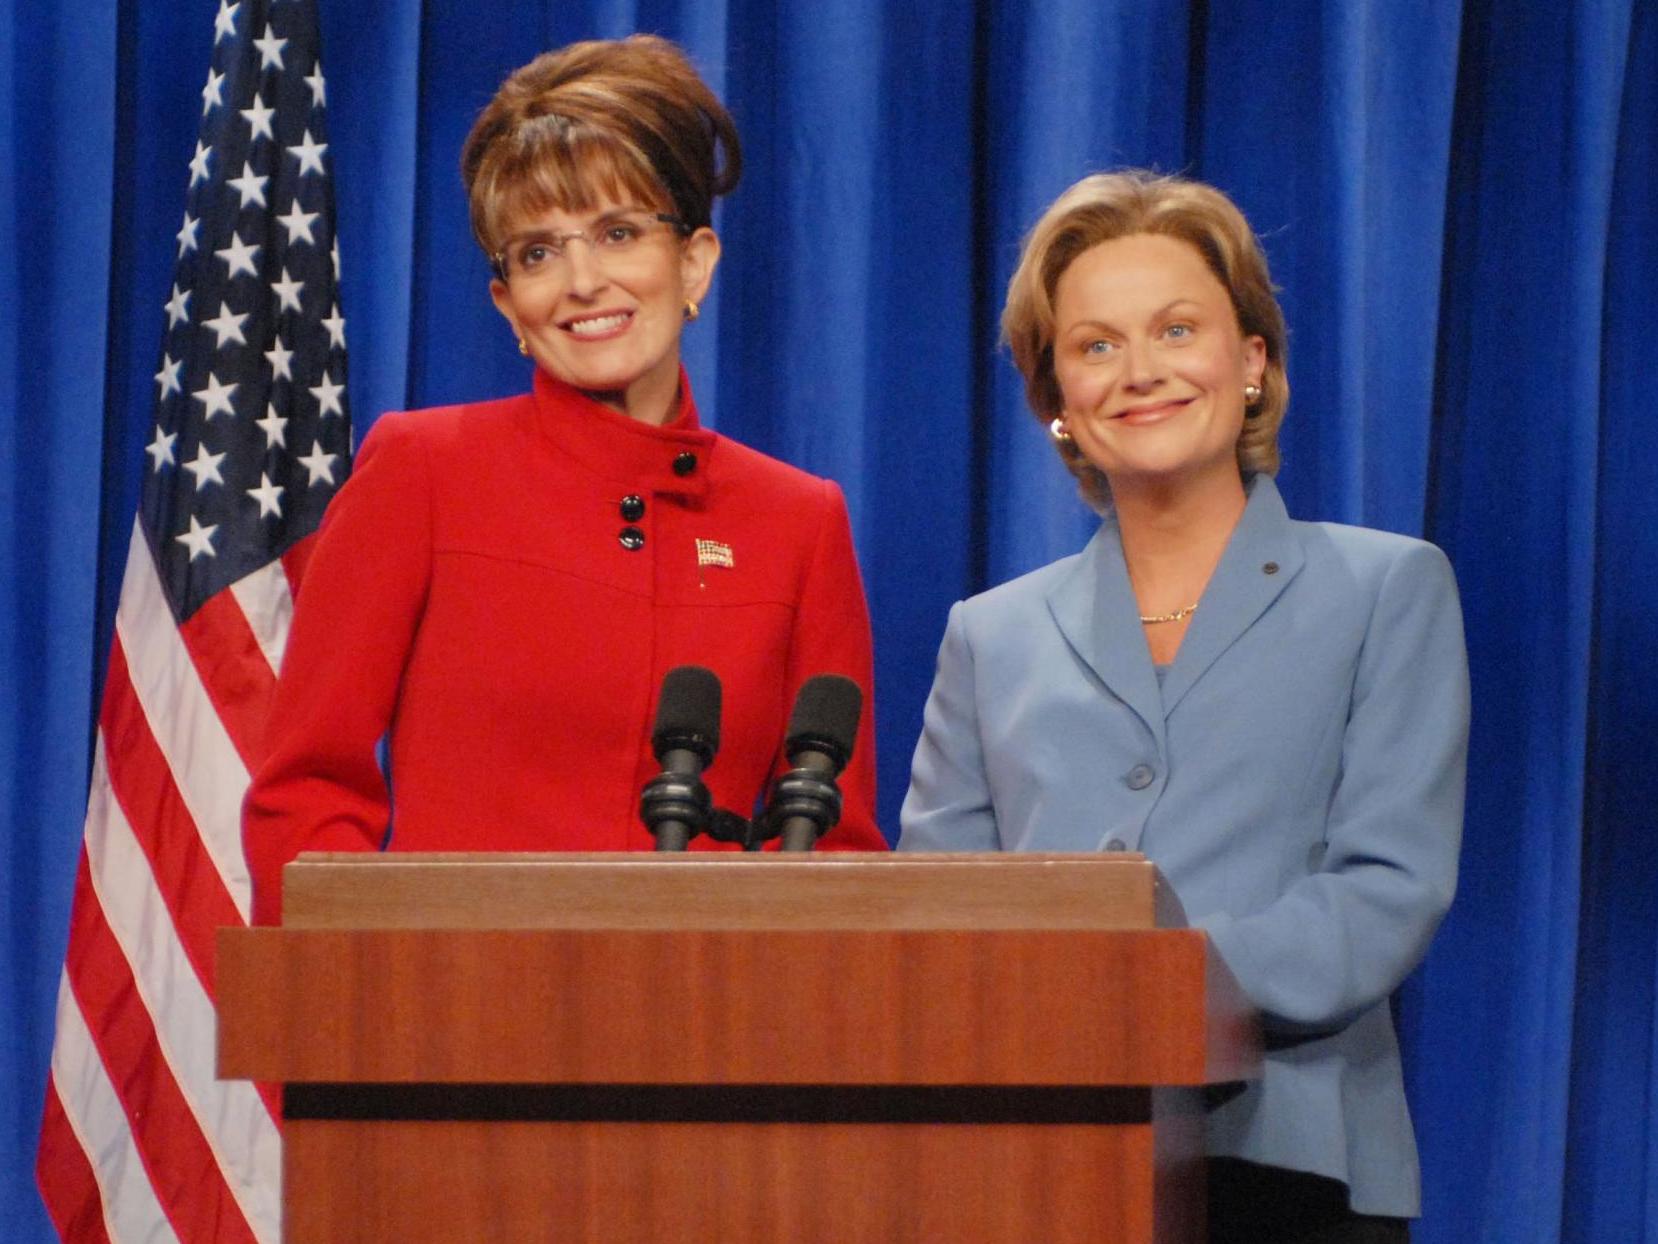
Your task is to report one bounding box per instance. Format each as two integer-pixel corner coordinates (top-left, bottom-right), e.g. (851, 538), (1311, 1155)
(1046, 474), (1304, 735)
(528, 365), (717, 501)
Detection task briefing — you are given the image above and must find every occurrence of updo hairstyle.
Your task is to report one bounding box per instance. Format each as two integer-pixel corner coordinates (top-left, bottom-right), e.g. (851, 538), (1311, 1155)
(460, 35), (742, 256)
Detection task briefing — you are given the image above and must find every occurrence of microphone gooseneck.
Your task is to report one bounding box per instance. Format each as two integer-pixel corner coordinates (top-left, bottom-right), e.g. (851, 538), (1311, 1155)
(640, 666), (722, 851)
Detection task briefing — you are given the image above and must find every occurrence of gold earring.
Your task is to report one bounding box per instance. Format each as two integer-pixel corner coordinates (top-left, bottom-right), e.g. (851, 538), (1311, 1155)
(1243, 383), (1262, 403)
(517, 338), (529, 356)
(1049, 417), (1073, 443)
(683, 300), (700, 322)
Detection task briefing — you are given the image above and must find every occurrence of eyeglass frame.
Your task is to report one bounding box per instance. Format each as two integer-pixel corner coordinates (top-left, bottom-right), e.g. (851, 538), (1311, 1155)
(490, 211), (692, 282)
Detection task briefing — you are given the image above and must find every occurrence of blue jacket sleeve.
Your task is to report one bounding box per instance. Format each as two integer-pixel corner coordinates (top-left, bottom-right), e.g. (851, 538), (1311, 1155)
(1197, 541), (1469, 1030)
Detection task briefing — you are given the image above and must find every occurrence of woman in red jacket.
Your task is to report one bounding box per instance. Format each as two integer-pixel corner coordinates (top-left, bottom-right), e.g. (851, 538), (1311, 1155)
(243, 36), (885, 924)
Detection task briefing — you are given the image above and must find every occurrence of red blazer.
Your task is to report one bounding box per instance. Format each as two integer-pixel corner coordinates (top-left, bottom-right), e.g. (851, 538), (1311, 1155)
(244, 369), (885, 924)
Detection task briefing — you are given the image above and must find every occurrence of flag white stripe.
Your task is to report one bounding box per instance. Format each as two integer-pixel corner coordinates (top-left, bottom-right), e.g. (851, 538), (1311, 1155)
(86, 735), (283, 1244)
(229, 557), (295, 677)
(50, 970), (183, 1244)
(116, 518), (254, 920)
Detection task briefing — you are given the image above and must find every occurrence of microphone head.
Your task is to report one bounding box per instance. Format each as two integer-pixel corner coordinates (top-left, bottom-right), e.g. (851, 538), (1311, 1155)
(652, 665), (721, 764)
(784, 674), (862, 773)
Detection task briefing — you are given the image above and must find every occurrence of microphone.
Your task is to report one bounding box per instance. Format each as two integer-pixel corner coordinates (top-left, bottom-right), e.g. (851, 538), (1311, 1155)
(767, 675), (863, 853)
(640, 666), (721, 851)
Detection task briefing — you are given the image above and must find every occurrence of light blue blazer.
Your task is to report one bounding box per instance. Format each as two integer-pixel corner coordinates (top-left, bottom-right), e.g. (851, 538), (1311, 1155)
(900, 475), (1469, 1218)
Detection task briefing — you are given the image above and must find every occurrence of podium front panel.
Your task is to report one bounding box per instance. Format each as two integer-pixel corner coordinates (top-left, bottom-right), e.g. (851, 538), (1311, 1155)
(216, 854), (1254, 1243)
(280, 1087), (1204, 1244)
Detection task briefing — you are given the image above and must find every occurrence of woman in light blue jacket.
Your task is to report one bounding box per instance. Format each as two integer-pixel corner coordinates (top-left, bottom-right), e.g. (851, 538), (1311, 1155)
(900, 171), (1468, 1244)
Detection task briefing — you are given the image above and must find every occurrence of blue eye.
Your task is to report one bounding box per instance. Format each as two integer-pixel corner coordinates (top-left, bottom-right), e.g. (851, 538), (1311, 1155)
(1165, 323), (1192, 340)
(516, 243), (552, 271)
(1084, 339), (1113, 356)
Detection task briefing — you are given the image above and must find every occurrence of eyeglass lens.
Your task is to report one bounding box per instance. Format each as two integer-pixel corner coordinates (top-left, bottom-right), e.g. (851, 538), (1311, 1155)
(497, 212), (680, 280)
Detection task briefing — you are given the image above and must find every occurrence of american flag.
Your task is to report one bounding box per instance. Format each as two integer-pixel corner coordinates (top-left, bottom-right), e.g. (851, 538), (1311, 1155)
(36, 1), (349, 1239)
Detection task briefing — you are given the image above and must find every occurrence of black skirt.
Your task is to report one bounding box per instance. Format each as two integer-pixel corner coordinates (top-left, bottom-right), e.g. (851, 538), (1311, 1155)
(1207, 1158), (1411, 1244)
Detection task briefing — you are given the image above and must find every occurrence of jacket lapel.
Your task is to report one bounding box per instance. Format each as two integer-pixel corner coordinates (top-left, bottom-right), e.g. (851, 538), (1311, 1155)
(1159, 475), (1304, 717)
(1046, 518), (1167, 748)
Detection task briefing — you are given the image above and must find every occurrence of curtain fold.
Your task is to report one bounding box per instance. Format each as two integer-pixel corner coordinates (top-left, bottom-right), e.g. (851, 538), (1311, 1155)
(1565, 1), (1658, 1238)
(1, 7), (118, 1242)
(1408, 3), (1637, 1238)
(4, 3), (1652, 1241)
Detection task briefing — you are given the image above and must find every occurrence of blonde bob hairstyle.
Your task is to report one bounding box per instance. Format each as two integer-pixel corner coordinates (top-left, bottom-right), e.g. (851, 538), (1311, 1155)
(1001, 170), (1289, 509)
(460, 35), (741, 258)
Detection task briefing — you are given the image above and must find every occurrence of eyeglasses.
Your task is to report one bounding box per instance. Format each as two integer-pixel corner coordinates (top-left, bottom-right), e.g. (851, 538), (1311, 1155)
(491, 211), (689, 282)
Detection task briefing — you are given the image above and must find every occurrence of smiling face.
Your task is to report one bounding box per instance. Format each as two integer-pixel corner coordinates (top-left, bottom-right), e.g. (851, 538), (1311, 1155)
(489, 195), (719, 425)
(1051, 232), (1265, 495)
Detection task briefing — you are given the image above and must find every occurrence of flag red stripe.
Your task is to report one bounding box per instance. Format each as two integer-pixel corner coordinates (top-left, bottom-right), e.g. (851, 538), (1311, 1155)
(64, 854), (260, 1244)
(36, 1076), (115, 1244)
(99, 640), (244, 996)
(176, 589), (280, 775)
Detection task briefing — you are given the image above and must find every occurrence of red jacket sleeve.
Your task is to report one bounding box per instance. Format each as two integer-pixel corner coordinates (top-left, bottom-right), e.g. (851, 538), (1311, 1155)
(242, 412), (434, 923)
(784, 479), (887, 849)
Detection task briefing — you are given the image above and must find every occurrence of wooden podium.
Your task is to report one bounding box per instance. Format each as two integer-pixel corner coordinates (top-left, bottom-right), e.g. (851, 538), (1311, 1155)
(217, 853), (1257, 1243)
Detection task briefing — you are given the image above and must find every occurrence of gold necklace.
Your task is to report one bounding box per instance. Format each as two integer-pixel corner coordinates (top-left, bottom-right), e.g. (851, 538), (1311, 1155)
(1138, 602), (1198, 625)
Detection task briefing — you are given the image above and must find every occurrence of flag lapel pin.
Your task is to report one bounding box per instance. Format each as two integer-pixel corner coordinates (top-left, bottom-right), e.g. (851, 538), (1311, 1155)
(695, 538), (734, 588)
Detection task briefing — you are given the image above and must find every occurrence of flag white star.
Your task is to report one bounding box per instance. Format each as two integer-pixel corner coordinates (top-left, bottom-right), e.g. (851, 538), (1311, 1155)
(201, 68), (226, 115)
(146, 426), (177, 470)
(227, 161), (269, 209)
(247, 472), (286, 518)
(164, 283), (191, 328)
(276, 200), (319, 245)
(240, 92), (276, 142)
(271, 268), (304, 314)
(175, 514), (219, 560)
(310, 373), (345, 418)
(321, 304), (346, 349)
(298, 442), (339, 485)
(188, 140), (213, 186)
(184, 442), (228, 491)
(213, 0), (240, 43)
(264, 336), (294, 380)
(305, 65), (327, 107)
(203, 301), (250, 348)
(287, 130), (328, 177)
(253, 26), (288, 71)
(215, 232), (262, 279)
(257, 402), (289, 448)
(154, 354), (183, 399)
(177, 212), (200, 257)
(193, 373), (239, 419)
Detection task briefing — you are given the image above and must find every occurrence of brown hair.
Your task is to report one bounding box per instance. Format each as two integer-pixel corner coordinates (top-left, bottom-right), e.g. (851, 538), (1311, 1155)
(1001, 170), (1289, 508)
(460, 35), (741, 255)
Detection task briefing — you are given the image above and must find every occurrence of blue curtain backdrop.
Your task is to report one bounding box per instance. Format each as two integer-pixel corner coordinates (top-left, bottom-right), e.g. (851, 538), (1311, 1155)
(4, 1), (1654, 1240)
